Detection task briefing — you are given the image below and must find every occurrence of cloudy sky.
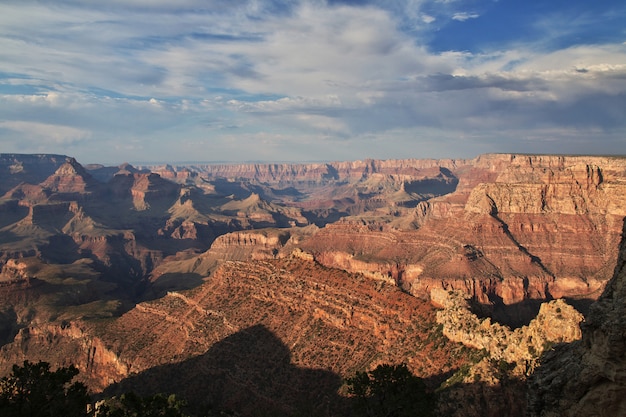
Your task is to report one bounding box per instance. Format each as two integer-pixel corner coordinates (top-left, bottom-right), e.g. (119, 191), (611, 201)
(1, 0), (625, 164)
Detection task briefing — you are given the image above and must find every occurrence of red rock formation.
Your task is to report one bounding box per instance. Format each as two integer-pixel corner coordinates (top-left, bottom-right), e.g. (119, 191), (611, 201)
(528, 217), (626, 416)
(1, 152), (626, 415)
(0, 154), (69, 195)
(0, 256), (469, 406)
(297, 155), (626, 310)
(41, 158), (99, 196)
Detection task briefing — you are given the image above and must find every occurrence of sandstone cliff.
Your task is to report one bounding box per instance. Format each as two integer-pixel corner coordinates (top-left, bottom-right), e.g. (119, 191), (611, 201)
(41, 158), (99, 196)
(432, 288), (583, 374)
(431, 285), (583, 417)
(296, 155), (626, 320)
(527, 217), (626, 417)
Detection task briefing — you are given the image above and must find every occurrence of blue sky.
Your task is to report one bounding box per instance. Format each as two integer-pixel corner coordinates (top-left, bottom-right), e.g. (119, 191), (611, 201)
(1, 0), (625, 164)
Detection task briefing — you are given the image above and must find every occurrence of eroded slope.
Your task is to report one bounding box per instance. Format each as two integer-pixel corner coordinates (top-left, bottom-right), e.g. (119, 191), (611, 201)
(0, 255), (468, 414)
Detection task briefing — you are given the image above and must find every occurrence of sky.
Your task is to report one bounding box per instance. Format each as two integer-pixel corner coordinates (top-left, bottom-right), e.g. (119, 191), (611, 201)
(1, 0), (625, 164)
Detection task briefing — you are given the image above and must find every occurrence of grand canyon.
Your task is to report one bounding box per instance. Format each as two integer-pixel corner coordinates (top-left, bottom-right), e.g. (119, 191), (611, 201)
(1, 152), (625, 416)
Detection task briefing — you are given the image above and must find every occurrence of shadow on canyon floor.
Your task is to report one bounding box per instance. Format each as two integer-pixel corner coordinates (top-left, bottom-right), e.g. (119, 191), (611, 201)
(470, 297), (544, 329)
(147, 272), (206, 298)
(100, 323), (531, 417)
(102, 324), (350, 416)
(470, 296), (593, 329)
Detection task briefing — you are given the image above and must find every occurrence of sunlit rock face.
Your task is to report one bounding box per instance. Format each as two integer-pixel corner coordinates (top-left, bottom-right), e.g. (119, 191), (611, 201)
(298, 154), (626, 319)
(430, 288), (584, 417)
(528, 218), (626, 417)
(432, 288), (583, 372)
(0, 256), (469, 415)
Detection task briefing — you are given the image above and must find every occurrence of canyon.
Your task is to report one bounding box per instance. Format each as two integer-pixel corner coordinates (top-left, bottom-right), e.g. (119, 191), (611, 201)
(1, 152), (626, 415)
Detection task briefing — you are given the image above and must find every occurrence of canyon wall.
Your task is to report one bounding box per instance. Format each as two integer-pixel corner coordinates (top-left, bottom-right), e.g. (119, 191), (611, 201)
(3, 152), (626, 311)
(145, 158), (468, 184)
(527, 217), (626, 416)
(296, 155), (626, 315)
(0, 154), (70, 195)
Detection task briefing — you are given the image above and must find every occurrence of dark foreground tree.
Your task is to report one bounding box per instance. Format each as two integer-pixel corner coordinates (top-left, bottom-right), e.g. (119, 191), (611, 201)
(0, 360), (90, 417)
(96, 392), (188, 417)
(345, 363), (434, 417)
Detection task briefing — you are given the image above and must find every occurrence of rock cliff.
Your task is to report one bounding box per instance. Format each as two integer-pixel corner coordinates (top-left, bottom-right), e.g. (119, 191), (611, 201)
(296, 154), (626, 321)
(148, 158), (467, 184)
(432, 288), (583, 374)
(142, 154), (626, 329)
(0, 154), (70, 195)
(41, 158), (99, 196)
(430, 280), (584, 417)
(527, 216), (626, 417)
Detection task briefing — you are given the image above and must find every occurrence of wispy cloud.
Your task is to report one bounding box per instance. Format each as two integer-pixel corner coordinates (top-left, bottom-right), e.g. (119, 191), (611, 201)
(452, 12), (479, 21)
(0, 120), (91, 147)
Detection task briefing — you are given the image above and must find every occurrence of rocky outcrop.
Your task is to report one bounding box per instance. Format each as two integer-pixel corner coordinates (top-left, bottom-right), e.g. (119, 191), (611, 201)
(207, 229), (291, 261)
(212, 230), (289, 249)
(432, 289), (583, 374)
(2, 184), (50, 204)
(432, 287), (583, 417)
(41, 158), (100, 199)
(129, 173), (179, 211)
(143, 164), (196, 182)
(219, 193), (309, 227)
(0, 259), (31, 284)
(0, 154), (70, 195)
(0, 321), (129, 391)
(528, 217), (626, 417)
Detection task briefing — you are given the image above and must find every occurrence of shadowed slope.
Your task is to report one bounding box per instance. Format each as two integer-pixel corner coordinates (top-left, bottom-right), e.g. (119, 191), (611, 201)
(104, 324), (347, 416)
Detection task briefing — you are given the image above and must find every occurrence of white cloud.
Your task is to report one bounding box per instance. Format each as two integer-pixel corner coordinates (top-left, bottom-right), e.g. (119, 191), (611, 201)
(226, 95), (343, 113)
(0, 120), (91, 144)
(294, 114), (349, 134)
(452, 12), (479, 21)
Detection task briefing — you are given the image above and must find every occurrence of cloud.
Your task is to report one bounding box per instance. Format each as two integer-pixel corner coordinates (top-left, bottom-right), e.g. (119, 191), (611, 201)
(0, 120), (91, 145)
(0, 0), (625, 162)
(452, 12), (479, 21)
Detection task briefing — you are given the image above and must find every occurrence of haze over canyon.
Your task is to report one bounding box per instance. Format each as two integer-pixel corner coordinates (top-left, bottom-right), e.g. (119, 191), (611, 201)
(1, 152), (625, 416)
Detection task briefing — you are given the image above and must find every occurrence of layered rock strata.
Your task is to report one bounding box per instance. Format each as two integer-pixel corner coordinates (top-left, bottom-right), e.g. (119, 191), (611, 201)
(432, 287), (583, 417)
(0, 255), (469, 414)
(298, 155), (626, 312)
(527, 218), (626, 417)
